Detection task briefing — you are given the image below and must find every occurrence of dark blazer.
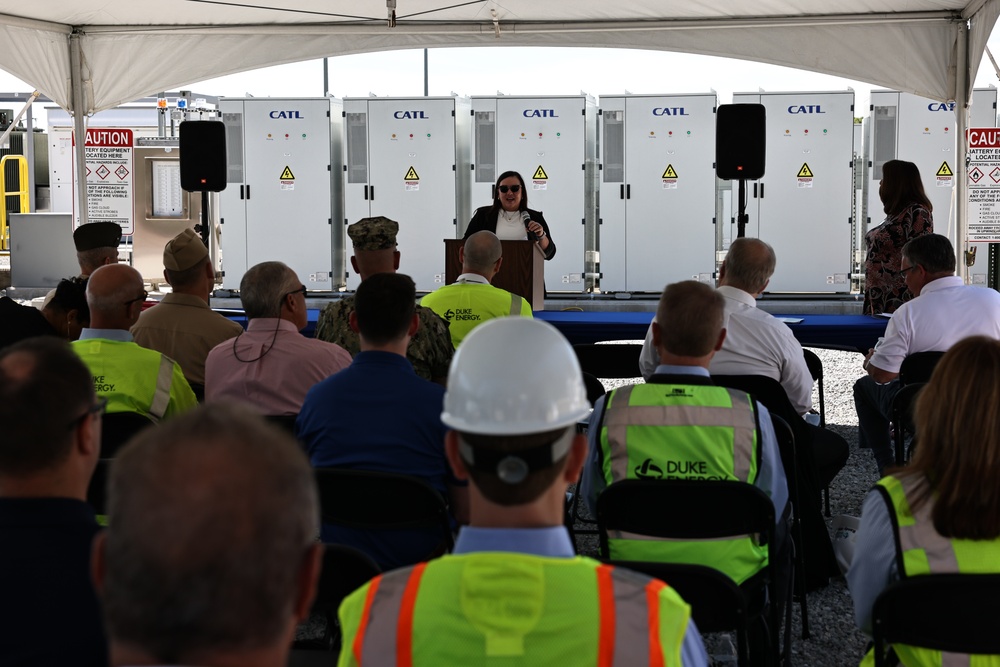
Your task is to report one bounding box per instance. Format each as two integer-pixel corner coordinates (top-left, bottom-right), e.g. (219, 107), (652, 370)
(464, 206), (557, 260)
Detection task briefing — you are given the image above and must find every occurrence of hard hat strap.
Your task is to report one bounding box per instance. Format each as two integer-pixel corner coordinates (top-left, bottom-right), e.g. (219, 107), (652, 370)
(458, 429), (574, 485)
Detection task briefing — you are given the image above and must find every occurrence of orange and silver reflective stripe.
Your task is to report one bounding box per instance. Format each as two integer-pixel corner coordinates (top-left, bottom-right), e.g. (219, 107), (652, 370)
(598, 563), (670, 666)
(354, 563), (427, 665)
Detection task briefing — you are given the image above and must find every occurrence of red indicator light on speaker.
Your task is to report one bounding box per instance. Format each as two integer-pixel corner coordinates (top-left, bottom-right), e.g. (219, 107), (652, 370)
(200, 178), (206, 183)
(737, 165), (743, 171)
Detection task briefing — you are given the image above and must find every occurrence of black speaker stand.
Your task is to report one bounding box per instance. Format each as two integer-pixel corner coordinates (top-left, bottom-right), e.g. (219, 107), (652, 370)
(736, 178), (749, 238)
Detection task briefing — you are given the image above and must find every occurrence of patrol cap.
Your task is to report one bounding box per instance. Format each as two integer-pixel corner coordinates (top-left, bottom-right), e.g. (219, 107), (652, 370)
(73, 222), (122, 251)
(163, 228), (208, 271)
(348, 216), (399, 251)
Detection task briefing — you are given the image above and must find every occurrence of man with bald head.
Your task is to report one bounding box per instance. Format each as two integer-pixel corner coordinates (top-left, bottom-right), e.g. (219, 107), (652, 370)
(421, 230), (533, 347)
(0, 337), (107, 666)
(93, 403), (323, 667)
(72, 263), (196, 423)
(315, 216), (454, 384)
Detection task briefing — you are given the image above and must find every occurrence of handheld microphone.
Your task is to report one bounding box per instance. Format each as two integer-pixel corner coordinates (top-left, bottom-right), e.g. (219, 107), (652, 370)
(520, 210), (537, 241)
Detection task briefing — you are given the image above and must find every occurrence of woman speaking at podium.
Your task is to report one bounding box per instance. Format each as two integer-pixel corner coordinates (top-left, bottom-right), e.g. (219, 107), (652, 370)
(465, 170), (556, 260)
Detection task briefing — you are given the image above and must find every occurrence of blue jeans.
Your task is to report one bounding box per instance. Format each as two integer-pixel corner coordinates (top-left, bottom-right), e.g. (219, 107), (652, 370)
(853, 376), (900, 476)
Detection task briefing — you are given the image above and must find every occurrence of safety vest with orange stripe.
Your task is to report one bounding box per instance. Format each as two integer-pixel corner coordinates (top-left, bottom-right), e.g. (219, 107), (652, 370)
(336, 552), (691, 666)
(858, 474), (1000, 667)
(597, 383), (766, 585)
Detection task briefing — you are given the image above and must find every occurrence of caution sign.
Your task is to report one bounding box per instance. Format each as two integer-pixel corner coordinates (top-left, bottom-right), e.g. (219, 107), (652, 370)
(966, 127), (1000, 241)
(662, 164), (678, 190)
(76, 128), (135, 234)
(936, 161), (954, 188)
(796, 162), (814, 189)
(404, 166), (419, 180)
(533, 165), (548, 180)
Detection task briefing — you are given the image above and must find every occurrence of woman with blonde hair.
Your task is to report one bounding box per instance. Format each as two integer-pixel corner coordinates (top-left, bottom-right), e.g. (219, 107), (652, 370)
(847, 336), (1000, 665)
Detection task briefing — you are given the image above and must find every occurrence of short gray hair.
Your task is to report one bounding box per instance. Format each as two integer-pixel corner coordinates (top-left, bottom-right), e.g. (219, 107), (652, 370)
(102, 402), (319, 662)
(86, 265), (143, 317)
(77, 247), (119, 274)
(240, 261), (299, 319)
(463, 231), (502, 274)
(723, 238), (776, 292)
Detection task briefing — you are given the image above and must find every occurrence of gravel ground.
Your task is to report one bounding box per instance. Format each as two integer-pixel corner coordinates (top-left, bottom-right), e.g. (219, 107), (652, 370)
(579, 346), (877, 667)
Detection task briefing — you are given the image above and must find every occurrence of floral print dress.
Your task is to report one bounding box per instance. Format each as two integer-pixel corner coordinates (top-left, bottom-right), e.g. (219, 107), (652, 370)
(863, 203), (933, 315)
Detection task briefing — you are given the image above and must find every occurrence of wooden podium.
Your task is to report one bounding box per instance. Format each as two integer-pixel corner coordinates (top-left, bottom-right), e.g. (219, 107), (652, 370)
(443, 239), (545, 310)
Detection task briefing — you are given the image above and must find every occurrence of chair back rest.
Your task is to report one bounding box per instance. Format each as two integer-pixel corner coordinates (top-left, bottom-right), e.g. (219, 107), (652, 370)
(597, 479), (774, 549)
(581, 371), (607, 406)
(873, 574), (1000, 664)
(891, 383), (926, 434)
(311, 544), (381, 616)
(86, 458), (113, 517)
(712, 373), (808, 453)
(573, 343), (644, 379)
(313, 468), (453, 548)
(101, 411), (155, 458)
(899, 351), (945, 386)
(802, 349), (823, 382)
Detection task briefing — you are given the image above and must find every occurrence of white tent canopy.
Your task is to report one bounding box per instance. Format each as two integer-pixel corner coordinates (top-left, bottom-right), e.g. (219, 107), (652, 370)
(0, 0), (997, 261)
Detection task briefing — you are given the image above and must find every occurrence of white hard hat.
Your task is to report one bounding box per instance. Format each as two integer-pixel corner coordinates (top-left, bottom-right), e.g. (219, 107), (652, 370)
(441, 318), (591, 435)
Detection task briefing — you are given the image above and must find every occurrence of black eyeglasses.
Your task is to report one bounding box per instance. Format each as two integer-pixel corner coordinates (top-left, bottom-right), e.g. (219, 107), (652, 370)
(69, 396), (107, 430)
(284, 285), (307, 300)
(497, 184), (521, 194)
(124, 290), (148, 308)
(899, 264), (918, 277)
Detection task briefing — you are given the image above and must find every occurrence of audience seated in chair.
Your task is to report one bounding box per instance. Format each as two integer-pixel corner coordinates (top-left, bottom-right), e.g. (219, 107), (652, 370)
(72, 264), (197, 422)
(0, 338), (107, 666)
(337, 317), (708, 665)
(93, 401), (323, 667)
(848, 337), (1000, 666)
(131, 228), (243, 391)
(205, 261), (350, 416)
(296, 273), (467, 570)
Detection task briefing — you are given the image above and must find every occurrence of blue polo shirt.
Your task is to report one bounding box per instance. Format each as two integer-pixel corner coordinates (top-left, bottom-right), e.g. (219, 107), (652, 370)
(297, 350), (460, 570)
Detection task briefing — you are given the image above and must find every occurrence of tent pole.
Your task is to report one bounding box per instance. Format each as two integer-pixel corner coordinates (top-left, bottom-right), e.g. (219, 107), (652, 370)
(70, 31), (88, 227)
(956, 19), (970, 283)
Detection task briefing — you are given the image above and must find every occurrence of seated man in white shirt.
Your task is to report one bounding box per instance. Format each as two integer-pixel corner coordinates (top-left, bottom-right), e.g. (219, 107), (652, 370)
(854, 233), (1000, 476)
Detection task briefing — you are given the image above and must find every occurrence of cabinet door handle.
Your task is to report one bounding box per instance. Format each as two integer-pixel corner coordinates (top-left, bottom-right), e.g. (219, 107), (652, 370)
(626, 184), (631, 199)
(620, 184), (624, 200)
(246, 185), (250, 200)
(364, 185), (369, 200)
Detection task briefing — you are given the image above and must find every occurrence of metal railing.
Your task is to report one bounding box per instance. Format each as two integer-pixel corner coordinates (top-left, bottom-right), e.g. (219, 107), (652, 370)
(0, 154), (28, 250)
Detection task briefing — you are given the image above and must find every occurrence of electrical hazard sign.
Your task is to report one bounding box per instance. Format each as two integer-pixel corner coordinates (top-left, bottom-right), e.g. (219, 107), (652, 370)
(404, 166), (419, 180)
(280, 166), (295, 180)
(662, 165), (678, 179)
(533, 165), (548, 180)
(662, 164), (678, 190)
(936, 161), (954, 177)
(797, 163), (814, 188)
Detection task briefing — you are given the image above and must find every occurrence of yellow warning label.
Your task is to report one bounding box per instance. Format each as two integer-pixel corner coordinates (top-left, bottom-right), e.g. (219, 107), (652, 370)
(280, 166), (295, 180)
(797, 163), (813, 178)
(936, 161), (953, 177)
(533, 165), (548, 180)
(404, 166), (419, 180)
(662, 164), (678, 179)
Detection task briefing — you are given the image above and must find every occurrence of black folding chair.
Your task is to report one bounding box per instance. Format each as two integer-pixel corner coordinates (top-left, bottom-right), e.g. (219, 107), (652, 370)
(596, 479), (781, 666)
(872, 574), (1000, 667)
(898, 351), (944, 386)
(313, 468), (454, 563)
(293, 544), (381, 654)
(802, 349), (825, 428)
(607, 560), (751, 665)
(713, 373), (842, 597)
(891, 383), (926, 466)
(100, 411), (155, 458)
(572, 343), (645, 379)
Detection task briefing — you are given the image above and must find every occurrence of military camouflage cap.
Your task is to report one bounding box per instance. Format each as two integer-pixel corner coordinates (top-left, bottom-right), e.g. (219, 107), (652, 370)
(348, 216), (399, 251)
